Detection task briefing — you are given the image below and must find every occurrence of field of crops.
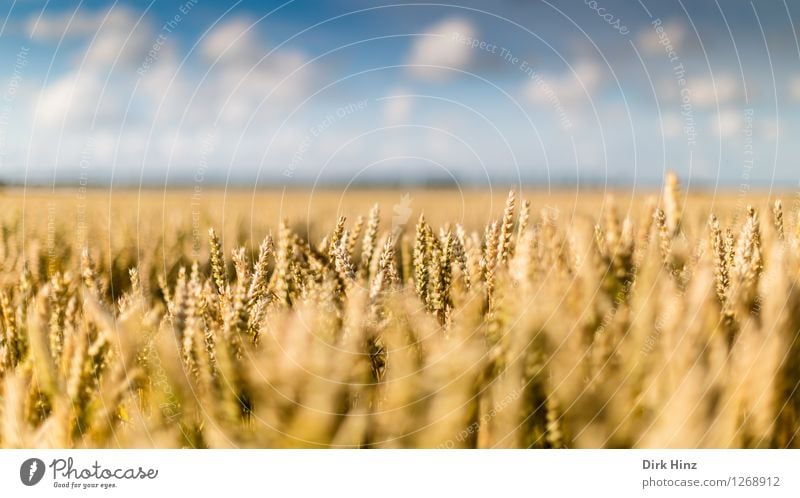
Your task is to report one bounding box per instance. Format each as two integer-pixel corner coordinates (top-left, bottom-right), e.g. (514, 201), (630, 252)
(0, 175), (798, 448)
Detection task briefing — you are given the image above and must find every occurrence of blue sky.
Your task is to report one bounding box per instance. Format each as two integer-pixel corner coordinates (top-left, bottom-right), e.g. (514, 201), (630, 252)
(0, 0), (798, 188)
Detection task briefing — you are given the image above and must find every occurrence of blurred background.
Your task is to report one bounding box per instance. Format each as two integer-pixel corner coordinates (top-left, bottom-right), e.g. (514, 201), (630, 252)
(0, 0), (797, 190)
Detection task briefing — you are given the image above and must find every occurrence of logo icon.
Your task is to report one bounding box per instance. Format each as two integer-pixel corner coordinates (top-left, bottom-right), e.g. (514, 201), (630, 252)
(392, 193), (413, 231)
(20, 458), (45, 486)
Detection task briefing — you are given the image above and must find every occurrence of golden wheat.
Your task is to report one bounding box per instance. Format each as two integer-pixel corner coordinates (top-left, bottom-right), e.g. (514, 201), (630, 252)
(0, 175), (798, 448)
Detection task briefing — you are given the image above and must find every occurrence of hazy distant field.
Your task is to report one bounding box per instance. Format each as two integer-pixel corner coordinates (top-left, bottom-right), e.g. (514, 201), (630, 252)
(1, 179), (799, 448)
(5, 185), (780, 243)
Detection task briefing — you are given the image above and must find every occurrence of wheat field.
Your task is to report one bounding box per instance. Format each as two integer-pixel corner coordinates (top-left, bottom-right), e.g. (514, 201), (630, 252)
(0, 175), (798, 448)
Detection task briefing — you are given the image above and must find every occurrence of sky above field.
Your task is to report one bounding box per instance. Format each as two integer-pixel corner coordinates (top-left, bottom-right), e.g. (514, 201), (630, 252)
(0, 0), (798, 188)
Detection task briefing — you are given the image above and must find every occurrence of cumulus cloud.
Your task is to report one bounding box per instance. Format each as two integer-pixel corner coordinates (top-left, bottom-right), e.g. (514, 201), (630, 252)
(713, 108), (742, 138)
(660, 112), (683, 138)
(688, 74), (739, 108)
(31, 9), (310, 128)
(382, 90), (413, 125)
(406, 18), (476, 81)
(197, 18), (311, 127)
(523, 60), (605, 109)
(32, 6), (154, 127)
(27, 9), (109, 39)
(28, 7), (152, 69)
(19, 7), (316, 182)
(791, 75), (800, 101)
(35, 71), (105, 126)
(201, 18), (263, 66)
(760, 118), (781, 141)
(637, 19), (687, 56)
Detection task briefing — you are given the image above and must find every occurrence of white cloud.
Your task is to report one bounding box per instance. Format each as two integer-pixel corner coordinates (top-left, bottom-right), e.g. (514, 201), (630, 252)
(382, 91), (413, 125)
(201, 18), (262, 66)
(197, 17), (311, 126)
(32, 8), (311, 129)
(660, 112), (683, 138)
(758, 117), (781, 141)
(18, 7), (318, 182)
(790, 76), (800, 101)
(637, 19), (687, 56)
(713, 108), (742, 138)
(523, 60), (605, 108)
(35, 71), (104, 126)
(28, 7), (151, 70)
(407, 18), (476, 81)
(688, 74), (739, 108)
(571, 62), (603, 95)
(27, 9), (105, 39)
(32, 7), (154, 127)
